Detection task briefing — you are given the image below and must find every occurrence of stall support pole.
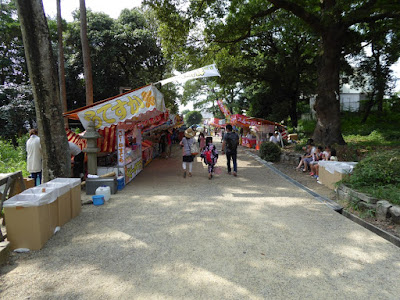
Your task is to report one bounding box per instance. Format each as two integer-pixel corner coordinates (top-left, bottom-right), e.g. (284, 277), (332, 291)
(82, 121), (101, 175)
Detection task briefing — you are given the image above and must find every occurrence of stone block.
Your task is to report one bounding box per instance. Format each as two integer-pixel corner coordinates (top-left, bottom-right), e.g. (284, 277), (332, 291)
(336, 188), (350, 201)
(357, 192), (379, 204)
(358, 201), (375, 211)
(376, 200), (392, 221)
(389, 206), (400, 225)
(337, 184), (350, 194)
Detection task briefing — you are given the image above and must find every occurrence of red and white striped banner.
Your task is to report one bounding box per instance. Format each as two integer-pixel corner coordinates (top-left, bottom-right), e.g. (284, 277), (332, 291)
(66, 126), (117, 153)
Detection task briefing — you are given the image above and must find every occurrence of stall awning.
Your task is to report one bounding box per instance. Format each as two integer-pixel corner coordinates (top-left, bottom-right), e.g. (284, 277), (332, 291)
(231, 114), (280, 127)
(64, 84), (166, 130)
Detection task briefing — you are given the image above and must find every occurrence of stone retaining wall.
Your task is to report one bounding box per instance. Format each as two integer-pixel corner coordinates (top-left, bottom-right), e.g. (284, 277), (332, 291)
(336, 184), (400, 225)
(280, 151), (302, 164)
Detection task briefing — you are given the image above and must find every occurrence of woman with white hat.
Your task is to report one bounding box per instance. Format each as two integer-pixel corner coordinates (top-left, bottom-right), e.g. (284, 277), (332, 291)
(179, 127), (196, 178)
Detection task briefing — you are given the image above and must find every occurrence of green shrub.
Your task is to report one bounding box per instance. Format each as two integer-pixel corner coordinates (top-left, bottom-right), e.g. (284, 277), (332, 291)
(0, 136), (29, 177)
(343, 149), (400, 204)
(349, 150), (400, 186)
(260, 142), (281, 162)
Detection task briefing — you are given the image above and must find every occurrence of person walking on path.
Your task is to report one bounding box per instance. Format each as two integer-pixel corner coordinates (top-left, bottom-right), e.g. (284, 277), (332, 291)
(69, 141), (84, 178)
(26, 128), (42, 185)
(200, 136), (218, 180)
(180, 127), (196, 178)
(198, 132), (206, 151)
(221, 124), (239, 176)
(166, 129), (172, 158)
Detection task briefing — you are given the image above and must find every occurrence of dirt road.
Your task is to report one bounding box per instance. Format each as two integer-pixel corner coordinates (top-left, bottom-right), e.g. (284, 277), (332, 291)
(1, 143), (400, 299)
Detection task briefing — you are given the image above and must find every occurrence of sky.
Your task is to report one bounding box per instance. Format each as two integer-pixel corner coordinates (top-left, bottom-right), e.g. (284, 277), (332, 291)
(41, 0), (142, 21)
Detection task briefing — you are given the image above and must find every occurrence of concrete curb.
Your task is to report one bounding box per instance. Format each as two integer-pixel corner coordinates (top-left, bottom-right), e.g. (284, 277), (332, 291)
(246, 150), (400, 248)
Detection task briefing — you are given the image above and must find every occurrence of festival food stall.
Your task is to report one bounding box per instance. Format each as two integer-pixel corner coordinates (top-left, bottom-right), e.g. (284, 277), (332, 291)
(230, 114), (286, 149)
(64, 84), (167, 188)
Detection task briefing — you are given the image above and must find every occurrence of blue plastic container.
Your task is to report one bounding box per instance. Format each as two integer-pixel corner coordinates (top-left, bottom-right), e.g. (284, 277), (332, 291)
(92, 195), (104, 206)
(117, 176), (125, 191)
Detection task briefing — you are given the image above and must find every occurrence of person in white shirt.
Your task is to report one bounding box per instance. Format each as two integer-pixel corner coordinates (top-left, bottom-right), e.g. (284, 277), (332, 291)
(269, 132), (278, 144)
(275, 131), (281, 142)
(26, 129), (42, 185)
(69, 141), (84, 178)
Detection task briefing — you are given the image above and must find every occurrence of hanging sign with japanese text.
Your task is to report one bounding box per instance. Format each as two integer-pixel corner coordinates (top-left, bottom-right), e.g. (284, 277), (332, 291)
(117, 129), (125, 167)
(77, 85), (165, 130)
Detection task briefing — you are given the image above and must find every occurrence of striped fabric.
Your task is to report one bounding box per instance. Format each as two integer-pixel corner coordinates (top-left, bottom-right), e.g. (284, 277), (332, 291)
(281, 128), (288, 140)
(98, 125), (117, 153)
(66, 125), (117, 153)
(66, 128), (87, 150)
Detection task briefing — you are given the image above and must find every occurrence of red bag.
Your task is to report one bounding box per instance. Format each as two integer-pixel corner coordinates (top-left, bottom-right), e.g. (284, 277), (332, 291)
(205, 150), (212, 164)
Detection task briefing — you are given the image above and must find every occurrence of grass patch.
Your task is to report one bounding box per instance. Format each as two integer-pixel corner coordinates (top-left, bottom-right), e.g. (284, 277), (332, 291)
(0, 136), (30, 177)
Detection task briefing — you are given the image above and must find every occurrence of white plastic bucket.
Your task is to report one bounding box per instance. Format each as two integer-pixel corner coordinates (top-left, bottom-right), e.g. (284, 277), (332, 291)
(95, 186), (111, 201)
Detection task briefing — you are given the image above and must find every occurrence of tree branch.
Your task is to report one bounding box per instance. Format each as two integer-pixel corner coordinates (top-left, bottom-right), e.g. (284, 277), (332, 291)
(267, 0), (321, 32)
(212, 6), (278, 44)
(344, 11), (400, 27)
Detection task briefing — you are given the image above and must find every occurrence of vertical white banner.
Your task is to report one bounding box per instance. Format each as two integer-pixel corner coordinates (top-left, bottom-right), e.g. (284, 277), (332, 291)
(117, 129), (125, 167)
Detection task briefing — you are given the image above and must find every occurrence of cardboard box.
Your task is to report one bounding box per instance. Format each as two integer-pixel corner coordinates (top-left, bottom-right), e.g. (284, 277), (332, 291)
(318, 161), (357, 190)
(47, 199), (59, 235)
(19, 187), (59, 239)
(319, 167), (346, 190)
(39, 182), (72, 226)
(57, 190), (72, 226)
(49, 178), (82, 219)
(24, 178), (35, 189)
(5, 205), (50, 250)
(70, 185), (81, 219)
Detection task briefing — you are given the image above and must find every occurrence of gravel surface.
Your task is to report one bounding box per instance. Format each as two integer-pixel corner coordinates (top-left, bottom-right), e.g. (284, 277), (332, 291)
(1, 143), (400, 299)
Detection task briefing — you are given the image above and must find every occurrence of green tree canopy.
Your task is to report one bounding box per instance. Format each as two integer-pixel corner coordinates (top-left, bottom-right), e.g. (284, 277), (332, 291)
(146, 0), (400, 145)
(184, 111), (202, 126)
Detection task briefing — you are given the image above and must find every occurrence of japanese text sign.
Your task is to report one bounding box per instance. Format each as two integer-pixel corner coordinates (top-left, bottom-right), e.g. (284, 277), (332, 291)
(117, 129), (125, 167)
(77, 85), (165, 130)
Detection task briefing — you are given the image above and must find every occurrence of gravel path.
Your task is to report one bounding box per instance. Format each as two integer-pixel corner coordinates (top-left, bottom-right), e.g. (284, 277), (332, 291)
(1, 143), (400, 299)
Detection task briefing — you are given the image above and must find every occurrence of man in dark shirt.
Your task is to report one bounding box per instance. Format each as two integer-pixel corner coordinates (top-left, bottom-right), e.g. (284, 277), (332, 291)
(221, 124), (239, 176)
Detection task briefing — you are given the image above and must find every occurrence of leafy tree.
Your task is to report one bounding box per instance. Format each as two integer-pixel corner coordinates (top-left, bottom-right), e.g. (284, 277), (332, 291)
(0, 84), (35, 146)
(62, 8), (170, 109)
(184, 111), (202, 126)
(347, 20), (400, 121)
(0, 1), (35, 144)
(146, 0), (400, 145)
(181, 109), (190, 116)
(15, 0), (71, 180)
(0, 0), (28, 85)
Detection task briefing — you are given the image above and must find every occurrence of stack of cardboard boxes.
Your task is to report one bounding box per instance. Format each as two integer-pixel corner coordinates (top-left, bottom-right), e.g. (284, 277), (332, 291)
(3, 178), (81, 251)
(318, 161), (358, 190)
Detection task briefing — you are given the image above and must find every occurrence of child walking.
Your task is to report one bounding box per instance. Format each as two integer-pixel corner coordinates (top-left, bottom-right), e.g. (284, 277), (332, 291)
(201, 137), (218, 180)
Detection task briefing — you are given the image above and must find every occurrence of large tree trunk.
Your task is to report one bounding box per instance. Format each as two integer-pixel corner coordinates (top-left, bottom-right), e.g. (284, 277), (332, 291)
(313, 28), (346, 146)
(80, 0), (93, 105)
(289, 94), (298, 128)
(15, 0), (71, 181)
(57, 0), (68, 128)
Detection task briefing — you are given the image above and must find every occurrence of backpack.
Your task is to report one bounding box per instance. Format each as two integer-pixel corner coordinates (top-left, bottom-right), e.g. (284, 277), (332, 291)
(225, 132), (238, 153)
(205, 149), (213, 164)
